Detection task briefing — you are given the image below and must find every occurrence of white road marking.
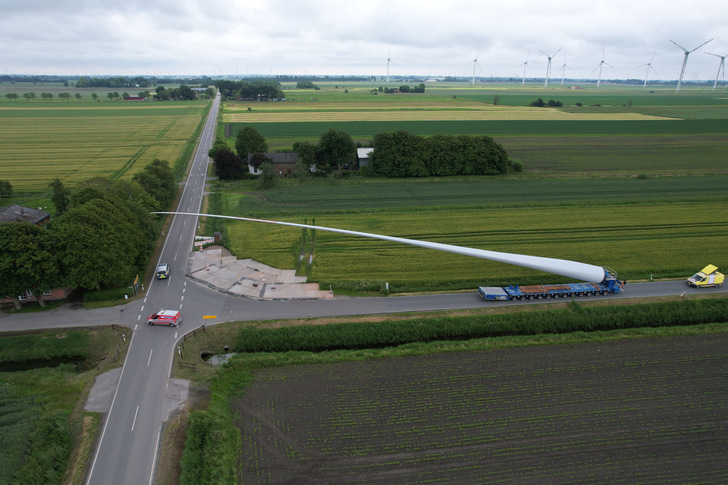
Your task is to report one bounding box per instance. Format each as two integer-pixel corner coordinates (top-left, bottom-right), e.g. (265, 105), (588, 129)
(131, 406), (140, 431)
(137, 315), (141, 321)
(147, 349), (153, 367)
(134, 324), (138, 331)
(174, 252), (177, 261)
(140, 306), (144, 312)
(181, 296), (184, 301)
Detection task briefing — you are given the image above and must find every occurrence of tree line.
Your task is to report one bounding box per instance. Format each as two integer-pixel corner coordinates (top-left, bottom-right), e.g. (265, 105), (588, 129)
(207, 125), (519, 185)
(0, 160), (176, 308)
(213, 80), (285, 101)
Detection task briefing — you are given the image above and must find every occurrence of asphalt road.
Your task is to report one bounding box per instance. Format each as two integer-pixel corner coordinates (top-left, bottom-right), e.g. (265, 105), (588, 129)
(0, 93), (725, 484)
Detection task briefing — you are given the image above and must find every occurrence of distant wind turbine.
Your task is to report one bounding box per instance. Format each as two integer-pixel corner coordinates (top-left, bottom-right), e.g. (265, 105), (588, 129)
(670, 38), (713, 93)
(469, 46), (481, 85)
(705, 52), (727, 91)
(637, 50), (658, 88)
(539, 47), (562, 88)
(385, 47), (394, 84)
(521, 51), (531, 85)
(558, 52), (572, 85)
(594, 46), (613, 88)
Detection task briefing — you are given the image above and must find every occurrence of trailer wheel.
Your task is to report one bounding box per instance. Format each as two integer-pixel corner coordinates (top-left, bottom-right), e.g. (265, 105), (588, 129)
(511, 296), (519, 301)
(577, 292), (584, 297)
(519, 296), (526, 301)
(601, 290), (608, 295)
(544, 294), (551, 299)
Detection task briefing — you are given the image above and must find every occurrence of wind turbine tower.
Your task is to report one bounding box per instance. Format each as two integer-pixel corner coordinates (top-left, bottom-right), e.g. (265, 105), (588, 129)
(594, 46), (613, 88)
(705, 52), (727, 90)
(470, 47), (481, 85)
(539, 47), (562, 88)
(521, 51), (530, 85)
(385, 47), (394, 84)
(638, 50), (658, 88)
(670, 38), (713, 93)
(558, 52), (572, 85)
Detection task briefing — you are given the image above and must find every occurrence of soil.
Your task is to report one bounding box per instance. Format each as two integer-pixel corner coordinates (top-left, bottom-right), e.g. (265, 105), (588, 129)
(232, 334), (728, 484)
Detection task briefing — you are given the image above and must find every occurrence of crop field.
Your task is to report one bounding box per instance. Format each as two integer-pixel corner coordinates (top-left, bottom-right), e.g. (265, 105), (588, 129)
(0, 101), (208, 191)
(233, 333), (728, 483)
(226, 200), (727, 285)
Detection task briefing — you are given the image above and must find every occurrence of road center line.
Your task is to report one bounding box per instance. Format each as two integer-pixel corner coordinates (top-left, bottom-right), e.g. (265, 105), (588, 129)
(131, 406), (140, 431)
(147, 349), (153, 367)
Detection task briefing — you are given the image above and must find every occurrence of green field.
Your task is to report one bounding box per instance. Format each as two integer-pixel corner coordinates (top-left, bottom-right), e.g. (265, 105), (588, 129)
(0, 99), (209, 192)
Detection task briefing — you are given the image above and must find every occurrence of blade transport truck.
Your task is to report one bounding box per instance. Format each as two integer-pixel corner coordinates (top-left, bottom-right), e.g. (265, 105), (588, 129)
(478, 267), (625, 301)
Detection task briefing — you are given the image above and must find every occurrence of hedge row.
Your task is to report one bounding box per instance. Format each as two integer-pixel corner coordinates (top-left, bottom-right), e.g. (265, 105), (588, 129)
(234, 299), (728, 353)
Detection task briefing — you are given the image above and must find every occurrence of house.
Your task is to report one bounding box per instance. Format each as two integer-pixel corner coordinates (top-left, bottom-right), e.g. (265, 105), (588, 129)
(247, 152), (300, 175)
(0, 204), (72, 307)
(0, 204), (50, 225)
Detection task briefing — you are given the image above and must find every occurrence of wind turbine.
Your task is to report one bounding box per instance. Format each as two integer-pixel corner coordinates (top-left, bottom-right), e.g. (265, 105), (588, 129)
(670, 38), (713, 93)
(385, 47), (394, 84)
(594, 46), (613, 88)
(539, 47), (562, 88)
(470, 46), (481, 85)
(520, 51), (531, 85)
(558, 52), (572, 85)
(705, 52), (727, 90)
(637, 50), (658, 88)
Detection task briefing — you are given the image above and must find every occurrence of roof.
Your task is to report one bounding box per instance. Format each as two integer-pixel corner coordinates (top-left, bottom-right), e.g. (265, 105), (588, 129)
(0, 204), (50, 224)
(700, 264), (718, 275)
(357, 147), (374, 158)
(247, 152), (299, 165)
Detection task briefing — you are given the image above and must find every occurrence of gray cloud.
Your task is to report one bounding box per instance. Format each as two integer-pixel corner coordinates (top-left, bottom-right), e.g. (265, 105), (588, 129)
(2, 0), (727, 81)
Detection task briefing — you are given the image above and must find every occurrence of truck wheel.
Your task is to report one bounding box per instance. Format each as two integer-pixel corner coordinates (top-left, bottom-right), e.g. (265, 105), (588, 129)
(511, 296), (519, 301)
(544, 294), (551, 299)
(601, 290), (608, 295)
(536, 295), (542, 299)
(519, 296), (526, 301)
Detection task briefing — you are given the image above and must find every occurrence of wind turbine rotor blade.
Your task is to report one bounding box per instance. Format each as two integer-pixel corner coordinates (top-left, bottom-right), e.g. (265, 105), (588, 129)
(670, 39), (688, 52)
(650, 49), (657, 63)
(552, 46), (563, 57)
(538, 50), (550, 58)
(690, 38), (713, 52)
(153, 212), (610, 284)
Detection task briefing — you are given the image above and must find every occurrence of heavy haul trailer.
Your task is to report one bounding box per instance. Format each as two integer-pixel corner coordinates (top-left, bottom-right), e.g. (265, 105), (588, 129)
(478, 267), (625, 301)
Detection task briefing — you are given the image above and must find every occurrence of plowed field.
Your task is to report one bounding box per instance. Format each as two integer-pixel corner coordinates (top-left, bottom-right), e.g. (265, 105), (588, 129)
(234, 334), (728, 483)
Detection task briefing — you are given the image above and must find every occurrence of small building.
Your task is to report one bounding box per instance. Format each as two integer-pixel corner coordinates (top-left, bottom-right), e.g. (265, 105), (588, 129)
(357, 147), (374, 169)
(247, 152), (300, 175)
(0, 204), (50, 225)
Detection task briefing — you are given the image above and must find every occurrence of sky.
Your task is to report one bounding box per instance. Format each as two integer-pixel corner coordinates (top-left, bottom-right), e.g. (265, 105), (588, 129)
(3, 0), (728, 83)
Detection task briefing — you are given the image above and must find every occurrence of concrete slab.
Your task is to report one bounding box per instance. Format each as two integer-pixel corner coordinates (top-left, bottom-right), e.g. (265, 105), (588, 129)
(85, 367), (122, 412)
(186, 247), (333, 300)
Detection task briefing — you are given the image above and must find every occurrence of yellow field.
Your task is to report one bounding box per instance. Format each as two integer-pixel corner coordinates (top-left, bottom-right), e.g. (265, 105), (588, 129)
(0, 103), (207, 191)
(223, 102), (673, 123)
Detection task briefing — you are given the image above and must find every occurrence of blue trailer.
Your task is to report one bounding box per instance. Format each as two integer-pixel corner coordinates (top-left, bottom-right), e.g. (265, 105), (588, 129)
(478, 267), (625, 301)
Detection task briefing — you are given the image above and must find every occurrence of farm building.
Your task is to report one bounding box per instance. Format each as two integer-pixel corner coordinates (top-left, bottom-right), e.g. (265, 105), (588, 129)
(0, 204), (50, 225)
(247, 152), (299, 175)
(357, 147), (373, 169)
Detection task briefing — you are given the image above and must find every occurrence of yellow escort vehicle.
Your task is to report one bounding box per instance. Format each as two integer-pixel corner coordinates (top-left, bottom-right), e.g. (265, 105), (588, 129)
(687, 265), (724, 288)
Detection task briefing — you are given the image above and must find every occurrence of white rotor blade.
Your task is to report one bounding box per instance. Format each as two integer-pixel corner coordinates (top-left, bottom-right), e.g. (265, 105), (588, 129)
(155, 212), (609, 283)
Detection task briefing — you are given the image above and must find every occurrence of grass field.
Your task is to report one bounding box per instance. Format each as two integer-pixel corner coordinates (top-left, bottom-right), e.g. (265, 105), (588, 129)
(0, 326), (129, 485)
(0, 100), (209, 192)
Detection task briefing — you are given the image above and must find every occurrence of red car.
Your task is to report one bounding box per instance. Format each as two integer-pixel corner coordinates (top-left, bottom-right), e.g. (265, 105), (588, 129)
(147, 310), (182, 327)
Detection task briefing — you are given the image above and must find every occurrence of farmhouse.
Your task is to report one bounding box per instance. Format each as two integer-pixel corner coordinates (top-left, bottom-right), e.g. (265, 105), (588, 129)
(0, 204), (72, 307)
(247, 152), (299, 175)
(0, 204), (50, 225)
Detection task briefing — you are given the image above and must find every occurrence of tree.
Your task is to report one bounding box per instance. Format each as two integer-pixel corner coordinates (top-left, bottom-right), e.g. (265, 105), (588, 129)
(5, 93), (18, 101)
(212, 148), (245, 180)
(293, 141), (317, 176)
(0, 180), (12, 198)
(49, 197), (144, 291)
(208, 138), (229, 160)
(132, 159), (176, 209)
(235, 126), (268, 160)
(318, 129), (356, 173)
(48, 177), (70, 215)
(177, 85), (196, 100)
(41, 93), (54, 101)
(0, 222), (59, 309)
(249, 152), (271, 172)
(58, 93), (71, 101)
(257, 162), (277, 189)
(75, 93), (82, 100)
(91, 93), (98, 102)
(23, 92), (36, 101)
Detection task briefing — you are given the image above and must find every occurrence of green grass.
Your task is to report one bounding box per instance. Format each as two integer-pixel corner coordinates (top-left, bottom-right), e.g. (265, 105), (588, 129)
(0, 100), (209, 192)
(0, 327), (130, 485)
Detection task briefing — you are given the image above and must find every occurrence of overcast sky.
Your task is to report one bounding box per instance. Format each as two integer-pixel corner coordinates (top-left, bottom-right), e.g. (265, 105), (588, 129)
(3, 0), (727, 82)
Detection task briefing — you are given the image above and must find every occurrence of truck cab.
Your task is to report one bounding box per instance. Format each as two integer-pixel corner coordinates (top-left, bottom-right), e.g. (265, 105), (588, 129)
(687, 265), (724, 288)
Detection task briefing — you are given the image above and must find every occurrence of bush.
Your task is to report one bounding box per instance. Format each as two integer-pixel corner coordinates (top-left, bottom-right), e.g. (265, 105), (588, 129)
(83, 287), (133, 303)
